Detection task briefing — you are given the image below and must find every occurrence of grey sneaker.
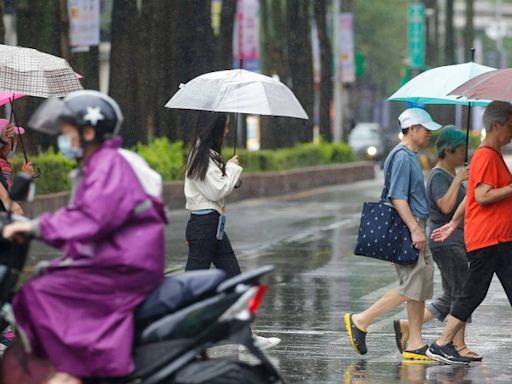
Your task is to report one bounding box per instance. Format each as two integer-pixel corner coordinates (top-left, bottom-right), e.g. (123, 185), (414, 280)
(426, 342), (471, 365)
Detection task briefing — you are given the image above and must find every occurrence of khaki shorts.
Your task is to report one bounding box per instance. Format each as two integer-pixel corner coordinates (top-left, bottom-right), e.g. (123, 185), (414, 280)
(394, 219), (434, 301)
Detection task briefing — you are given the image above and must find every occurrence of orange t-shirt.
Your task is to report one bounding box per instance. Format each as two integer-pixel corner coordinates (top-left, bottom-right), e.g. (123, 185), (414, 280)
(465, 146), (512, 252)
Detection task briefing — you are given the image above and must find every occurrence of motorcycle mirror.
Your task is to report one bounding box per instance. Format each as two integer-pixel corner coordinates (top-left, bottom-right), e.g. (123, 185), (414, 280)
(9, 172), (35, 202)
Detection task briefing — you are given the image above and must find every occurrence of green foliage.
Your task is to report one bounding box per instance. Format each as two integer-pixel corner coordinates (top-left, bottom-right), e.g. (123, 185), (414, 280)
(227, 142), (354, 173)
(11, 149), (75, 195)
(354, 0), (408, 97)
(11, 140), (354, 195)
(133, 138), (186, 181)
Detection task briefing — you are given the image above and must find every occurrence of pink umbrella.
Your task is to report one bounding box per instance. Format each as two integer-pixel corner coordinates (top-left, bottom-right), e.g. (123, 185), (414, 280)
(449, 68), (512, 102)
(0, 92), (24, 107)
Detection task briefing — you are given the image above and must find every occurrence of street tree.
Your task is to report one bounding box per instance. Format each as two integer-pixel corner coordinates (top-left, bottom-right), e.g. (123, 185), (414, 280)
(286, 0), (314, 143)
(260, 0), (293, 149)
(109, 0), (144, 146)
(314, 0), (333, 142)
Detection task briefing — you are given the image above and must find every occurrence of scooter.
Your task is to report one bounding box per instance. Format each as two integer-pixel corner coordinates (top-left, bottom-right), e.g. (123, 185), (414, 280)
(0, 173), (282, 384)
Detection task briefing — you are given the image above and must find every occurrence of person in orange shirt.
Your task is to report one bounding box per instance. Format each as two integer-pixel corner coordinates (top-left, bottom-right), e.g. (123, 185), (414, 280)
(427, 101), (512, 365)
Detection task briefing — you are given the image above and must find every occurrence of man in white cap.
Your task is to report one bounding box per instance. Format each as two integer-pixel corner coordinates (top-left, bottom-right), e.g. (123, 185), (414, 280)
(345, 108), (441, 361)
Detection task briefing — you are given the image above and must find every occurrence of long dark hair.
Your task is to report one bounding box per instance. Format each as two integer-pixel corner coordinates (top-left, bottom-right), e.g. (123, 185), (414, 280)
(187, 113), (227, 181)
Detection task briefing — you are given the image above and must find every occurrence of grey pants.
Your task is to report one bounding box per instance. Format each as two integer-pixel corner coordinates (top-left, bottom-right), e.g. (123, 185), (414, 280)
(427, 244), (471, 322)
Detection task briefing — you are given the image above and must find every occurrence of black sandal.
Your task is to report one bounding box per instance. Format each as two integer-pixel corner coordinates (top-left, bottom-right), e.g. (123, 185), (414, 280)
(344, 313), (368, 355)
(393, 319), (406, 353)
(455, 345), (483, 362)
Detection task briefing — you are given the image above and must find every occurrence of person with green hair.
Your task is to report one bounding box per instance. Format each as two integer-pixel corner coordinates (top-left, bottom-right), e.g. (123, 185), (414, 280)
(393, 126), (482, 361)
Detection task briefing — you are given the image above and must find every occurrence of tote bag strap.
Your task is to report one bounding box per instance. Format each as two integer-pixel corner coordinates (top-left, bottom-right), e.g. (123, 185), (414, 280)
(380, 147), (409, 202)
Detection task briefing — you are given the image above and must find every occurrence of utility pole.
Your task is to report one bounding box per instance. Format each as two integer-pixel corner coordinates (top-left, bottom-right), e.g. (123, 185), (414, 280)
(445, 0), (455, 65)
(423, 0), (436, 67)
(59, 0), (70, 61)
(341, 0), (354, 142)
(496, 0), (505, 68)
(332, 0), (342, 143)
(464, 0), (474, 62)
(332, 0), (354, 142)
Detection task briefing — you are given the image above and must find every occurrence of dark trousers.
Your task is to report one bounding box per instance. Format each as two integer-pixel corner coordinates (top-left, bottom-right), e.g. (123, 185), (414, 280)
(451, 242), (512, 322)
(185, 212), (241, 278)
(428, 245), (470, 322)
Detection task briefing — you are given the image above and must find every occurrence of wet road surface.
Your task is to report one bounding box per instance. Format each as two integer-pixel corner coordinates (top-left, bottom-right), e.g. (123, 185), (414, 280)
(31, 175), (512, 383)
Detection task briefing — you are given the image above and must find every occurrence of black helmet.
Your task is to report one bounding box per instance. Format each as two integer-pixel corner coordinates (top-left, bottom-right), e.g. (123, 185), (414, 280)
(63, 90), (124, 140)
(28, 90), (124, 141)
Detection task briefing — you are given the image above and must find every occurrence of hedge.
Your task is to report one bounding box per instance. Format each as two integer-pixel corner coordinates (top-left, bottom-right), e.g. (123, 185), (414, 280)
(11, 149), (75, 195)
(9, 139), (354, 194)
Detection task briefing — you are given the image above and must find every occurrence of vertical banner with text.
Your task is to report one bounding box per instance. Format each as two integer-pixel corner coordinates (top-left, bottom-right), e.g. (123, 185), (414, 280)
(233, 0), (260, 72)
(408, 3), (425, 69)
(68, 0), (100, 47)
(338, 13), (355, 84)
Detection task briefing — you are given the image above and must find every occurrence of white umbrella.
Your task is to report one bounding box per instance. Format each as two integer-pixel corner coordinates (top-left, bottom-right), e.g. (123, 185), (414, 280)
(165, 69), (308, 119)
(0, 44), (83, 98)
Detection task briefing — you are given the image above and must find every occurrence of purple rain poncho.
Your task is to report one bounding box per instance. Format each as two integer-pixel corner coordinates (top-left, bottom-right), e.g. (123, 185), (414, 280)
(13, 138), (166, 378)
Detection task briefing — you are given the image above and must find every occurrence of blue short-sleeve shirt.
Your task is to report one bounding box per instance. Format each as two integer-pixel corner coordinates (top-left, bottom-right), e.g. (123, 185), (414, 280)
(383, 144), (428, 219)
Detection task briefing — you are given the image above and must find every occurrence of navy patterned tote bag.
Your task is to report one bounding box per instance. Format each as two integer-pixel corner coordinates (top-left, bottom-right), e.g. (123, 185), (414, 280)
(353, 149), (418, 265)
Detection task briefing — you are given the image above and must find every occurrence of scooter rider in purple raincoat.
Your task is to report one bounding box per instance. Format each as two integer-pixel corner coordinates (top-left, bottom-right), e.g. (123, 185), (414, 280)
(3, 90), (166, 384)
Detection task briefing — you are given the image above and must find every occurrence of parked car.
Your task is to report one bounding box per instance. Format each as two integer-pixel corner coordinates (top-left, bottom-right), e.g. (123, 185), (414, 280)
(348, 122), (386, 161)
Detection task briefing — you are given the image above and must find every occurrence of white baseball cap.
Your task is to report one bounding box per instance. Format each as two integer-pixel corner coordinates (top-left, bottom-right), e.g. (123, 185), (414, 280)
(398, 108), (441, 131)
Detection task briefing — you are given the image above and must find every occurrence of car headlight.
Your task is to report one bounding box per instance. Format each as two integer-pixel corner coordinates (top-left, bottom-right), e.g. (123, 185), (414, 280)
(367, 146), (378, 157)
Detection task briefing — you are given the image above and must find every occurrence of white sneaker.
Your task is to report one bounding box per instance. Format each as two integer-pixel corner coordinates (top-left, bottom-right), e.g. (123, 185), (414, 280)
(254, 335), (281, 350)
(239, 334), (281, 352)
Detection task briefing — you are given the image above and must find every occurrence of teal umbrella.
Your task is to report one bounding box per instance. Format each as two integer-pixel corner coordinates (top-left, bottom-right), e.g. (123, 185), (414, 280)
(388, 61), (496, 164)
(388, 62), (495, 106)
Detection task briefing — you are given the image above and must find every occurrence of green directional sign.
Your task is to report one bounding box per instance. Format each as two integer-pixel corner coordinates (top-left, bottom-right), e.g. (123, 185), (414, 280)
(408, 3), (425, 69)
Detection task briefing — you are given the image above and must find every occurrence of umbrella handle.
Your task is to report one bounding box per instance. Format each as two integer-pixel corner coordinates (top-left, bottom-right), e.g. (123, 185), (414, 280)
(232, 112), (241, 156)
(8, 97), (29, 163)
(233, 118), (237, 156)
(465, 102), (471, 166)
(33, 167), (42, 179)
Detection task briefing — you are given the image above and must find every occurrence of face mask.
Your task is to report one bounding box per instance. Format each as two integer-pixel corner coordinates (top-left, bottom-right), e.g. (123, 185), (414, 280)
(57, 134), (83, 160)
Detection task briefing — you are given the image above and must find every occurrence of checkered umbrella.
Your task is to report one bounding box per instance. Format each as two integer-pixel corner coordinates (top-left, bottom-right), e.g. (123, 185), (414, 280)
(0, 44), (83, 98)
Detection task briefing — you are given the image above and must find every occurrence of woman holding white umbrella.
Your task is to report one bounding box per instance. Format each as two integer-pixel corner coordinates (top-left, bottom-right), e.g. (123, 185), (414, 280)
(184, 113), (242, 276)
(170, 68), (308, 351)
(184, 112), (281, 350)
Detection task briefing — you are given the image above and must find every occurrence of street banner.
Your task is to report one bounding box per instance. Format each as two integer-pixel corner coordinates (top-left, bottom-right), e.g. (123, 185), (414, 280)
(311, 22), (321, 86)
(408, 3), (425, 69)
(338, 13), (355, 83)
(68, 0), (100, 47)
(233, 0), (260, 72)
